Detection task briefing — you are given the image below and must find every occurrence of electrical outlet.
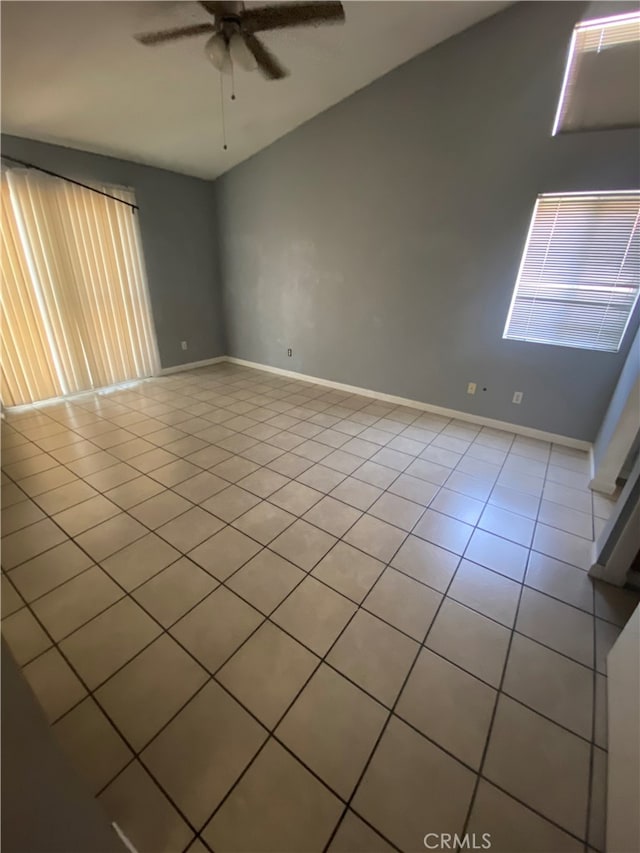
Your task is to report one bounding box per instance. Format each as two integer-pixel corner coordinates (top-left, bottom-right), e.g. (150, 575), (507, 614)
(512, 391), (523, 404)
(181, 341), (188, 351)
(467, 382), (477, 395)
(287, 348), (292, 357)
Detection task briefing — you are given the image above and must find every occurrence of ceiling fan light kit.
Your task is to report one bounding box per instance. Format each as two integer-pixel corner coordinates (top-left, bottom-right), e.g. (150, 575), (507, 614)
(135, 1), (345, 80)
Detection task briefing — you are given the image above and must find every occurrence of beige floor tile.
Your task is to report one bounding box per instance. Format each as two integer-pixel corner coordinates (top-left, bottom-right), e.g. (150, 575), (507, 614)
(488, 483), (540, 519)
(352, 461), (398, 490)
(543, 480), (592, 513)
(141, 680), (267, 828)
(31, 566), (123, 641)
(22, 646), (87, 722)
(156, 507), (224, 553)
(448, 559), (521, 627)
(8, 540), (93, 602)
(594, 581), (640, 627)
(343, 515), (406, 563)
(429, 488), (483, 525)
(353, 716), (475, 850)
(539, 500), (593, 540)
(413, 509), (473, 555)
(218, 622), (318, 727)
(406, 458), (450, 486)
(104, 475), (165, 510)
(367, 492), (424, 532)
(327, 610), (418, 707)
(525, 551), (594, 613)
(329, 477), (382, 511)
(328, 811), (394, 853)
(390, 535), (459, 592)
(0, 575), (23, 617)
(53, 697), (133, 794)
(272, 576), (356, 656)
(212, 455), (260, 483)
(53, 495), (121, 538)
(237, 467), (289, 498)
(503, 634), (593, 739)
(84, 462), (140, 492)
(269, 480), (324, 515)
(132, 557), (218, 627)
(363, 568), (441, 641)
(269, 519), (337, 570)
(128, 448), (179, 475)
(478, 503), (535, 546)
(17, 466), (78, 498)
(426, 599), (510, 687)
(589, 746), (607, 852)
(303, 495), (362, 537)
(188, 526), (262, 581)
(173, 470), (228, 503)
(129, 491), (192, 529)
(201, 484), (261, 522)
(594, 672), (607, 749)
(484, 696), (590, 837)
(99, 760), (194, 853)
(464, 528), (529, 581)
(595, 618), (620, 675)
(1, 518), (68, 570)
(268, 451), (314, 478)
(149, 459), (202, 488)
(102, 533), (181, 591)
(59, 597), (161, 689)
(277, 664), (387, 798)
(397, 648), (495, 769)
(446, 469), (493, 501)
(232, 501), (296, 545)
(227, 549), (305, 614)
(0, 499), (45, 535)
(311, 542), (385, 604)
(96, 634), (208, 750)
(1, 606), (52, 664)
(386, 472), (438, 506)
(171, 585), (262, 672)
(186, 444), (232, 469)
(75, 513), (148, 562)
(203, 738), (342, 853)
(517, 587), (594, 667)
(533, 523), (593, 570)
(297, 463), (347, 493)
(467, 781), (583, 853)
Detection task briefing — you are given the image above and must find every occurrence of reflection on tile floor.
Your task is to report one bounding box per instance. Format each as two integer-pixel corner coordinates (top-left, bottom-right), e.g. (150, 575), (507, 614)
(2, 363), (639, 853)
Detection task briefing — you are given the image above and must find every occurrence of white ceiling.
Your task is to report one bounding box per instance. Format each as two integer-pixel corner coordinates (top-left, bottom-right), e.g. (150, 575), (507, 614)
(1, 1), (510, 179)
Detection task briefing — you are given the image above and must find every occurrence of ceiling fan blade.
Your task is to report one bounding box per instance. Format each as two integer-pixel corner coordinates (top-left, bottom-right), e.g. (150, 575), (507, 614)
(135, 23), (216, 45)
(241, 2), (345, 33)
(242, 33), (288, 79)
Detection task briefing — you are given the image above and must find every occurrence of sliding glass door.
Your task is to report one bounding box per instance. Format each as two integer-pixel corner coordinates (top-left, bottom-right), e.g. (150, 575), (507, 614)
(1, 170), (159, 406)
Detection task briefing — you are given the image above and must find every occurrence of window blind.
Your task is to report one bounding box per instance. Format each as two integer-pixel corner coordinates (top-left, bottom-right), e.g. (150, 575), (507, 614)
(503, 192), (640, 352)
(553, 11), (640, 134)
(1, 170), (159, 407)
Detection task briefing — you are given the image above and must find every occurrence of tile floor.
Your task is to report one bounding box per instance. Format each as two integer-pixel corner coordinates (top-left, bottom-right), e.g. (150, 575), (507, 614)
(2, 363), (639, 853)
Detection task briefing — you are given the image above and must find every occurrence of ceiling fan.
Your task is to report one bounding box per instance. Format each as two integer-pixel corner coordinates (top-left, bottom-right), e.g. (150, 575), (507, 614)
(134, 1), (346, 80)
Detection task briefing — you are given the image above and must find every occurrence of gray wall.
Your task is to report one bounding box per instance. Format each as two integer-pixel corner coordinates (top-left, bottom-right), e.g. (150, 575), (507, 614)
(2, 134), (226, 369)
(215, 1), (640, 441)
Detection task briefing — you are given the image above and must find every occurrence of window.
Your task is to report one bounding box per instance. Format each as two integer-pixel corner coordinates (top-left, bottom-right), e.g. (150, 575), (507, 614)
(1, 170), (159, 406)
(503, 192), (640, 352)
(553, 11), (640, 134)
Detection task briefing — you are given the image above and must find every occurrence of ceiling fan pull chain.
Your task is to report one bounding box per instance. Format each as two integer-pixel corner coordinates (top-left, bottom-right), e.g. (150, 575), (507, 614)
(230, 63), (236, 101)
(219, 72), (228, 151)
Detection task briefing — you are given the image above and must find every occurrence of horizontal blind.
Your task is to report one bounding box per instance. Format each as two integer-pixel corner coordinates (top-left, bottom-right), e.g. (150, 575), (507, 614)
(554, 11), (640, 133)
(503, 192), (640, 352)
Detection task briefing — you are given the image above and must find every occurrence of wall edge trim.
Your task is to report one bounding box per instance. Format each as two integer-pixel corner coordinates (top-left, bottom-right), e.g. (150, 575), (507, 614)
(159, 356), (225, 375)
(222, 356), (592, 450)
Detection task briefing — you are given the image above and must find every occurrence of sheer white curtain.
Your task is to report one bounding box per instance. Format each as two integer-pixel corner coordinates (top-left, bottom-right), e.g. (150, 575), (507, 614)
(1, 169), (159, 406)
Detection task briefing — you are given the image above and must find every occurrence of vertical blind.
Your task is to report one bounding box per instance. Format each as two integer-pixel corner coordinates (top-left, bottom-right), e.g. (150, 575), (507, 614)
(553, 11), (640, 134)
(1, 170), (159, 406)
(503, 192), (640, 352)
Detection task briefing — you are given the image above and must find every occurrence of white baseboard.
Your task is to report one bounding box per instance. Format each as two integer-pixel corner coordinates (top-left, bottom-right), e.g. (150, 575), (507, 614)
(224, 357), (592, 451)
(159, 356), (225, 376)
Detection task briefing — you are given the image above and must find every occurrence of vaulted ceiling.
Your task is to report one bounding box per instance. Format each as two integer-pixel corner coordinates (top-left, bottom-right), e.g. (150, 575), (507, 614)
(1, 1), (510, 178)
